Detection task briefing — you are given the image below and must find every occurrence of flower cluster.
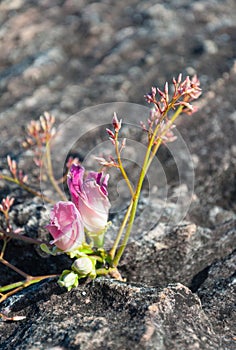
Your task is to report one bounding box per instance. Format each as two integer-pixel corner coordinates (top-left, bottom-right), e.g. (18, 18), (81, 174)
(144, 74), (201, 113)
(44, 164), (111, 288)
(68, 164), (110, 234)
(46, 164), (110, 247)
(5, 156), (28, 184)
(142, 74), (201, 144)
(0, 196), (15, 215)
(43, 74), (202, 290)
(22, 112), (56, 167)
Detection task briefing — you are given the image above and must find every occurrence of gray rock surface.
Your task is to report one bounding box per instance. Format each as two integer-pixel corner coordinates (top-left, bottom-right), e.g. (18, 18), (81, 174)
(0, 0), (235, 349)
(0, 279), (226, 350)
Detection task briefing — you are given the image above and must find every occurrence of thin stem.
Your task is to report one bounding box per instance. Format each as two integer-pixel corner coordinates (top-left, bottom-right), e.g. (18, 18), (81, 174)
(0, 281), (25, 292)
(109, 200), (133, 260)
(113, 135), (156, 266)
(1, 230), (50, 246)
(0, 175), (54, 204)
(0, 238), (8, 259)
(113, 197), (138, 267)
(96, 267), (111, 276)
(96, 267), (123, 280)
(25, 274), (59, 284)
(114, 133), (134, 197)
(89, 255), (104, 263)
(112, 110), (168, 266)
(146, 105), (184, 171)
(113, 104), (184, 267)
(0, 286), (27, 303)
(0, 312), (26, 321)
(56, 172), (68, 184)
(0, 274), (59, 303)
(0, 257), (29, 278)
(4, 211), (11, 231)
(45, 141), (67, 201)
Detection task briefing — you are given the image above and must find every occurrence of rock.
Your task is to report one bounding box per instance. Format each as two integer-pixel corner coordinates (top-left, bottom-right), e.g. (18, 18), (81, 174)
(197, 251), (236, 349)
(120, 218), (236, 288)
(0, 279), (224, 350)
(0, 0), (235, 349)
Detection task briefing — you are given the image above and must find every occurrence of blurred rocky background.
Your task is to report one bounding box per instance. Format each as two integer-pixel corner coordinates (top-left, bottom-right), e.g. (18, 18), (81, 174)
(0, 0), (235, 349)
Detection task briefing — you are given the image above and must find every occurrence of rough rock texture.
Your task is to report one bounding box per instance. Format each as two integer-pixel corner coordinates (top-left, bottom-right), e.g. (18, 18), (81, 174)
(0, 279), (226, 350)
(197, 251), (236, 349)
(0, 0), (236, 349)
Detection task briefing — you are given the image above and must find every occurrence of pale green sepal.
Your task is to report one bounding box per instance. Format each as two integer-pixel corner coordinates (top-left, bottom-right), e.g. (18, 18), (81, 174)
(67, 242), (94, 259)
(40, 243), (60, 256)
(86, 221), (112, 248)
(58, 270), (79, 291)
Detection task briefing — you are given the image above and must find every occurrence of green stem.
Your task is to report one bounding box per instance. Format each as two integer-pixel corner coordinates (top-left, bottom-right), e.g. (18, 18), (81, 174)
(112, 119), (163, 266)
(89, 255), (104, 263)
(109, 200), (133, 260)
(113, 133), (157, 266)
(146, 105), (184, 171)
(113, 197), (138, 267)
(0, 281), (26, 292)
(115, 133), (134, 197)
(45, 141), (67, 201)
(96, 267), (123, 280)
(96, 267), (111, 276)
(113, 104), (184, 267)
(0, 274), (59, 303)
(0, 286), (26, 303)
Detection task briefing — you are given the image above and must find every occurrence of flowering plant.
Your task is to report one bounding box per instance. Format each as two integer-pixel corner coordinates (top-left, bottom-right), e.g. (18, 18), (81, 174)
(0, 74), (201, 311)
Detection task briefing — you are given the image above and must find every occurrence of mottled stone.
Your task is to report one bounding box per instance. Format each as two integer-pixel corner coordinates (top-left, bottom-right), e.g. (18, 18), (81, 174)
(0, 279), (224, 350)
(0, 0), (235, 349)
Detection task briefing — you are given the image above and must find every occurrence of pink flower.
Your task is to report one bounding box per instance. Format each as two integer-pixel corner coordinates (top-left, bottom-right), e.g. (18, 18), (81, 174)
(67, 164), (110, 233)
(46, 201), (85, 251)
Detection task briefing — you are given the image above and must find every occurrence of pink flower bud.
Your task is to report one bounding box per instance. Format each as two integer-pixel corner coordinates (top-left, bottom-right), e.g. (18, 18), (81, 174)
(106, 128), (115, 138)
(112, 112), (122, 132)
(67, 164), (111, 233)
(46, 201), (85, 251)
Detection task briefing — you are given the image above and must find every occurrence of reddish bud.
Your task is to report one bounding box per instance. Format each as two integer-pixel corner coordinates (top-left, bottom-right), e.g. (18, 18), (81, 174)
(0, 196), (15, 213)
(178, 73), (182, 84)
(112, 113), (122, 132)
(140, 121), (147, 131)
(109, 137), (116, 146)
(106, 128), (115, 138)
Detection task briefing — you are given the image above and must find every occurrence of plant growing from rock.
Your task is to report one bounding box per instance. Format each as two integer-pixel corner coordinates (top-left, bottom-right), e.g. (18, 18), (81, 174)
(0, 75), (201, 314)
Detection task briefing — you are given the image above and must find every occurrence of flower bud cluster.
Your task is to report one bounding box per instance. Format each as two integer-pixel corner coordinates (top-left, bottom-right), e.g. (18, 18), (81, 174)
(46, 164), (111, 286)
(104, 113), (126, 169)
(142, 74), (202, 144)
(106, 112), (123, 146)
(145, 74), (201, 115)
(6, 156), (28, 183)
(22, 112), (56, 168)
(23, 112), (56, 147)
(0, 196), (15, 216)
(44, 74), (202, 291)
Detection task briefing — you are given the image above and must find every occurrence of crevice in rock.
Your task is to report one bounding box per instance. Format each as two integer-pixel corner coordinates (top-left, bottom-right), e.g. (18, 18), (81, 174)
(189, 265), (210, 292)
